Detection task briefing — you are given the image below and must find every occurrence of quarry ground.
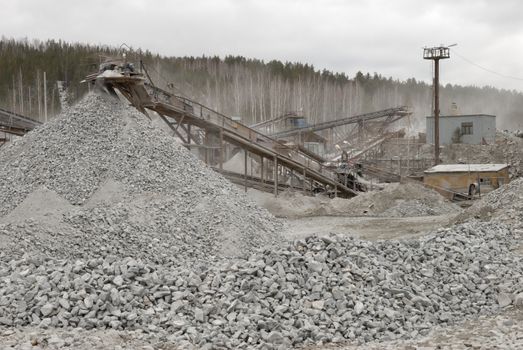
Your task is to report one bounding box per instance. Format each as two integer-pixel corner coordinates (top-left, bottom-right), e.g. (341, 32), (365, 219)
(283, 215), (451, 241)
(1, 94), (522, 350)
(267, 192), (523, 350)
(307, 308), (523, 350)
(2, 210), (521, 350)
(1, 193), (522, 350)
(3, 310), (522, 350)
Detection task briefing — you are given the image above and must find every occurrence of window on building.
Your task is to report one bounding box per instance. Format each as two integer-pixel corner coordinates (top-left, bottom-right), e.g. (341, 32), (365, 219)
(461, 122), (473, 135)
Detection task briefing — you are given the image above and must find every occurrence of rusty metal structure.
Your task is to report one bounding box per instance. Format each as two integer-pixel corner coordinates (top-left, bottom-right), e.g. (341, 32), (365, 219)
(424, 45), (453, 165)
(0, 107), (41, 136)
(250, 106), (412, 187)
(85, 62), (360, 197)
(270, 107), (410, 141)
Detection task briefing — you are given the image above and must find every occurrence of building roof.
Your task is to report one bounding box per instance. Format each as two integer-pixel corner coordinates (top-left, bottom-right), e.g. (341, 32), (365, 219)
(426, 114), (496, 119)
(424, 164), (509, 174)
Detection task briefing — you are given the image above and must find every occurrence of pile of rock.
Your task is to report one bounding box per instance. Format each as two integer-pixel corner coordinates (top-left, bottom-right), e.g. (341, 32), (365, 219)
(1, 220), (521, 349)
(345, 182), (462, 217)
(1, 93), (521, 350)
(457, 177), (523, 225)
(0, 93), (281, 264)
(249, 182), (460, 219)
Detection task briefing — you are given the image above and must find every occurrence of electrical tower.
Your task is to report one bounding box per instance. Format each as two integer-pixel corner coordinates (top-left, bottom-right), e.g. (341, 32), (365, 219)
(423, 45), (454, 165)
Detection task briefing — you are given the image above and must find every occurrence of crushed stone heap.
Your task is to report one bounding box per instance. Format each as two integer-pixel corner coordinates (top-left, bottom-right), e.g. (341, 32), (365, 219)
(354, 182), (462, 217)
(0, 221), (521, 349)
(0, 92), (521, 350)
(248, 182), (461, 219)
(456, 177), (523, 225)
(0, 93), (281, 264)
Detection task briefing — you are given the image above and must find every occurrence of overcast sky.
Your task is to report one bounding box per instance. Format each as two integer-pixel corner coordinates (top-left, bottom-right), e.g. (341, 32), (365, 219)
(2, 0), (523, 91)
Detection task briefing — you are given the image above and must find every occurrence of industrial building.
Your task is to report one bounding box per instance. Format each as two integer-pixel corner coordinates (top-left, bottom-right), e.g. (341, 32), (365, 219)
(426, 114), (496, 145)
(423, 163), (509, 199)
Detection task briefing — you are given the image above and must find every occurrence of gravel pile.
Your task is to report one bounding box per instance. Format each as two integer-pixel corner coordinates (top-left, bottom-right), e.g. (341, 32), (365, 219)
(333, 308), (523, 350)
(378, 199), (441, 217)
(0, 93), (281, 263)
(1, 92), (521, 349)
(2, 309), (523, 350)
(248, 182), (460, 219)
(346, 182), (462, 217)
(456, 177), (523, 225)
(1, 220), (521, 349)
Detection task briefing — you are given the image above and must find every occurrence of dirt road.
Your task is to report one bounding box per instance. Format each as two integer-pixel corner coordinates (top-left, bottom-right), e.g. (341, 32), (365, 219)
(283, 215), (452, 241)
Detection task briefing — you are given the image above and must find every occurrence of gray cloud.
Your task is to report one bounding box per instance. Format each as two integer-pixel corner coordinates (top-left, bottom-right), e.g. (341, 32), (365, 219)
(1, 0), (522, 91)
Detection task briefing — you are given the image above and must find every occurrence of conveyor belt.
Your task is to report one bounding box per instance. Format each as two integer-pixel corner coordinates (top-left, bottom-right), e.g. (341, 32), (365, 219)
(0, 107), (42, 136)
(271, 107), (410, 139)
(87, 71), (358, 197)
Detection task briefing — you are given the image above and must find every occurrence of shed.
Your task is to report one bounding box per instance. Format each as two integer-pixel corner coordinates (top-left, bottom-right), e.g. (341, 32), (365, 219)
(423, 163), (509, 199)
(426, 114), (496, 145)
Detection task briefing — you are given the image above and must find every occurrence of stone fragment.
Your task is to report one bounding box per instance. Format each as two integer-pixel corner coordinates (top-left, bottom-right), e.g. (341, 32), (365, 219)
(40, 303), (54, 317)
(113, 275), (124, 286)
(312, 300), (325, 310)
(354, 301), (364, 315)
(194, 308), (204, 322)
(497, 293), (512, 307)
(267, 331), (285, 344)
(514, 292), (523, 306)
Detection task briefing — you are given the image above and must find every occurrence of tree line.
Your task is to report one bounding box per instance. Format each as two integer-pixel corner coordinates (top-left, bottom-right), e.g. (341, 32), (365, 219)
(1, 37), (522, 130)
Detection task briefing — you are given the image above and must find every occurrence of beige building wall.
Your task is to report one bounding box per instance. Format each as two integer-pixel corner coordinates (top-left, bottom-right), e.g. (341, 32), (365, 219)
(424, 168), (509, 199)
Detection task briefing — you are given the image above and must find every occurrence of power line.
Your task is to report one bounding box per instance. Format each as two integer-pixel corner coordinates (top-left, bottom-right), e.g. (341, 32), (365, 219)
(452, 49), (523, 82)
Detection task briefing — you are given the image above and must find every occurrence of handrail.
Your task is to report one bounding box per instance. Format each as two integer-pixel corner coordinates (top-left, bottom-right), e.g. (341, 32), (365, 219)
(0, 107), (42, 125)
(146, 84), (342, 182)
(91, 71), (359, 196)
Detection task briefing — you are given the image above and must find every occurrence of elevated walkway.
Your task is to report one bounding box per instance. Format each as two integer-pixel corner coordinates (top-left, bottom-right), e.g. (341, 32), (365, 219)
(271, 107), (410, 139)
(0, 107), (41, 136)
(88, 69), (358, 197)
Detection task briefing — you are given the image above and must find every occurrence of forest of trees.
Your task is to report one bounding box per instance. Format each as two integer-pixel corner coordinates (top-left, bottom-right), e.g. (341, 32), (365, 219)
(1, 37), (523, 131)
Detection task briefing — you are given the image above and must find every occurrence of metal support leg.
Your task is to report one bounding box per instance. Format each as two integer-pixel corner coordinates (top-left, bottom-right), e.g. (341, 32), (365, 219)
(187, 124), (191, 151)
(244, 151), (248, 193)
(261, 157), (264, 182)
(219, 129), (224, 170)
(274, 156), (278, 197)
(303, 168), (306, 193)
(204, 132), (209, 164)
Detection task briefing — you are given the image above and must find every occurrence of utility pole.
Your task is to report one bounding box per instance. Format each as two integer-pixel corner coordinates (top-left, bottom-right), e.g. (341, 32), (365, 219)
(423, 45), (454, 165)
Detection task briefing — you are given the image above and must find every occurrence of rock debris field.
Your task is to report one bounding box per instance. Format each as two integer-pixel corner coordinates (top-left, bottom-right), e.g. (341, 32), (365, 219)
(0, 93), (280, 264)
(249, 182), (461, 219)
(0, 93), (522, 349)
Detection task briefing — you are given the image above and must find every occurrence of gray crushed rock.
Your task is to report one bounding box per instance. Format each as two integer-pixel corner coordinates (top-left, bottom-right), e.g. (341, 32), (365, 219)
(0, 93), (282, 263)
(348, 182), (462, 217)
(456, 176), (523, 225)
(317, 308), (523, 350)
(0, 220), (521, 349)
(0, 92), (521, 349)
(249, 182), (460, 219)
(378, 199), (439, 217)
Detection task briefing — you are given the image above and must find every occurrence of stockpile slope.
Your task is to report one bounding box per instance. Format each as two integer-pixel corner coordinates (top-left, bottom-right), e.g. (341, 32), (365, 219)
(0, 93), (521, 350)
(0, 93), (281, 263)
(249, 183), (461, 218)
(456, 177), (523, 224)
(0, 221), (521, 348)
